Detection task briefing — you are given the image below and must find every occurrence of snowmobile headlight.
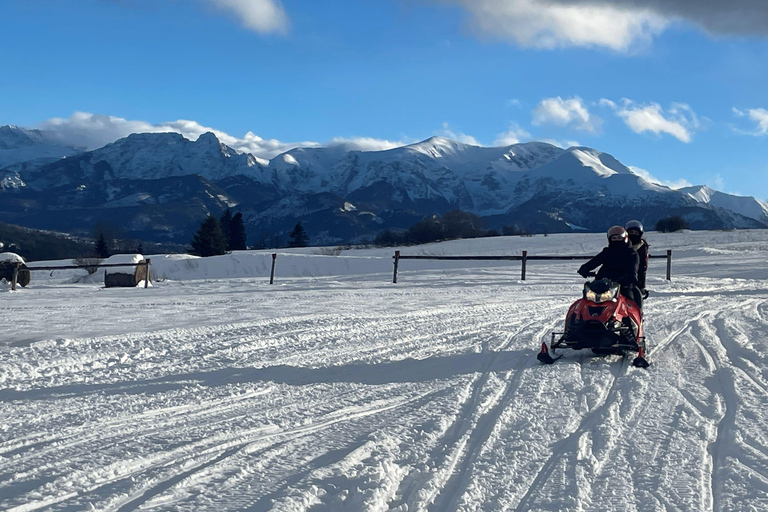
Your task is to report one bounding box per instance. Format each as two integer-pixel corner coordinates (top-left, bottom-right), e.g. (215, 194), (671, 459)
(585, 287), (618, 303)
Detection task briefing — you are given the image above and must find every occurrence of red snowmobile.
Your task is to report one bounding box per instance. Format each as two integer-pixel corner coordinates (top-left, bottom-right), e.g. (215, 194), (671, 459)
(538, 276), (649, 368)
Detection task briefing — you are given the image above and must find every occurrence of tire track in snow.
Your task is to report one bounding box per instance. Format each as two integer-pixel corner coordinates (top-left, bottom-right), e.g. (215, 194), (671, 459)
(704, 301), (768, 508)
(672, 304), (768, 511)
(385, 301), (566, 512)
(3, 299), (529, 511)
(512, 354), (629, 512)
(109, 386), (457, 512)
(687, 315), (732, 512)
(5, 393), (425, 512)
(428, 313), (565, 512)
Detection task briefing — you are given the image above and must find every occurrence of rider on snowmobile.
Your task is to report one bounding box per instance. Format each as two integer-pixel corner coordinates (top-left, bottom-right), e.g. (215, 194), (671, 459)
(625, 220), (649, 299)
(578, 226), (643, 308)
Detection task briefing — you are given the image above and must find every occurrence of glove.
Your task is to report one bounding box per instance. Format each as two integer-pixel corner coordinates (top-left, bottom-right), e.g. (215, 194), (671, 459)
(578, 269), (595, 278)
(641, 288), (649, 299)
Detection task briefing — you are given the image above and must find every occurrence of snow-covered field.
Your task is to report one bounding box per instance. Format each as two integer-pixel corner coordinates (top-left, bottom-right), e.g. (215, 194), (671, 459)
(3, 230), (768, 511)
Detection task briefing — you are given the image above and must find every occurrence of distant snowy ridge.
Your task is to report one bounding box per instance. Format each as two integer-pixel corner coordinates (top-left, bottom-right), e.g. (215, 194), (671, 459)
(0, 125), (83, 169)
(1, 127), (766, 243)
(680, 185), (768, 224)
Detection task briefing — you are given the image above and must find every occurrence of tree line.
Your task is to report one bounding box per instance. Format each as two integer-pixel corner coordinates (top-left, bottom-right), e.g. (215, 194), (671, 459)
(373, 210), (529, 246)
(189, 210), (309, 257)
(0, 210), (694, 262)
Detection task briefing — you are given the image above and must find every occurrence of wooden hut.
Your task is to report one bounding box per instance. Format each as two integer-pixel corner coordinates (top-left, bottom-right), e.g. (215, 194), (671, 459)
(103, 254), (151, 288)
(0, 252), (30, 287)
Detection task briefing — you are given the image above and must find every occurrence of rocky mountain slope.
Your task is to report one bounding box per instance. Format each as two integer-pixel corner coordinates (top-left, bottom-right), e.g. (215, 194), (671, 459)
(1, 128), (765, 245)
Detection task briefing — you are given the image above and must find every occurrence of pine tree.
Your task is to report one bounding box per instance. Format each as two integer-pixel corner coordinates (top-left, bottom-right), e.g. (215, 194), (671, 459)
(228, 212), (248, 250)
(219, 209), (233, 249)
(190, 216), (228, 257)
(95, 232), (110, 258)
(288, 222), (309, 248)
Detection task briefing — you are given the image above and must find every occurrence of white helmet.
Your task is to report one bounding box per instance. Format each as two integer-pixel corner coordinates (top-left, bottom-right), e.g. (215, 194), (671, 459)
(607, 225), (628, 243)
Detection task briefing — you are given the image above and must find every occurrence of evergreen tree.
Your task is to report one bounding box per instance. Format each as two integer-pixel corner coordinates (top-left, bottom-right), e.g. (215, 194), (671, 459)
(137, 242), (145, 254)
(228, 212), (248, 250)
(288, 222), (309, 248)
(95, 232), (110, 258)
(190, 216), (228, 257)
(219, 209), (233, 249)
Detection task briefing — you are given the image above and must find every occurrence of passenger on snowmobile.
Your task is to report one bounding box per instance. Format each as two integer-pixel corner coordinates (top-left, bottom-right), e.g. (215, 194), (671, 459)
(625, 220), (649, 299)
(578, 226), (643, 309)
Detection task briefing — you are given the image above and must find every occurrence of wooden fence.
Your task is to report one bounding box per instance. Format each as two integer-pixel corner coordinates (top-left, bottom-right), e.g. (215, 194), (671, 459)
(9, 259), (152, 290)
(392, 250), (673, 283)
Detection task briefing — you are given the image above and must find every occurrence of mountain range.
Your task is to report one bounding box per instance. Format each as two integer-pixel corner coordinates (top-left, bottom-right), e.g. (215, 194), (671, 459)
(1, 125), (766, 246)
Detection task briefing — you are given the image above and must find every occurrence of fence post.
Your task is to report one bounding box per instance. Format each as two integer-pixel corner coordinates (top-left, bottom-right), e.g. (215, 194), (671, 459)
(11, 262), (19, 291)
(270, 253), (277, 284)
(666, 250), (672, 281)
(393, 251), (400, 284)
(144, 258), (151, 288)
(521, 251), (528, 281)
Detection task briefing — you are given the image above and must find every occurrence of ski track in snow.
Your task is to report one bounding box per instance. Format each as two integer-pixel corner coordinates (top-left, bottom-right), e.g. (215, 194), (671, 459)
(3, 231), (768, 511)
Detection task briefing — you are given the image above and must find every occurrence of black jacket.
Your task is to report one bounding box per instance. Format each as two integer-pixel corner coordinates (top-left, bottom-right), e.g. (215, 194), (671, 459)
(632, 238), (649, 289)
(578, 243), (639, 287)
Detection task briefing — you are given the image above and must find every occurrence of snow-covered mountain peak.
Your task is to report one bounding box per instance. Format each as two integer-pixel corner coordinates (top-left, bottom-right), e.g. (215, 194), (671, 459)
(680, 185), (768, 223)
(0, 125), (84, 169)
(568, 147), (634, 177)
(405, 136), (472, 158)
(684, 185), (715, 203)
(0, 125), (48, 150)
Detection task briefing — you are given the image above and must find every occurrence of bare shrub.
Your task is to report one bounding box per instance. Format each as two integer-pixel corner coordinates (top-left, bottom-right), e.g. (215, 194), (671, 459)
(74, 257), (103, 275)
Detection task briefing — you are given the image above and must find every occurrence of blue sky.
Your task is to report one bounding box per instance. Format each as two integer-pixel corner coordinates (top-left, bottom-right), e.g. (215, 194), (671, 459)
(1, 0), (767, 198)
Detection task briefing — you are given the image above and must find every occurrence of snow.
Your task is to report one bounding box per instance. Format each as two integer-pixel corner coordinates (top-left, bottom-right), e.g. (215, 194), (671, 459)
(3, 230), (768, 511)
(103, 253), (146, 276)
(570, 148), (620, 177)
(0, 252), (25, 264)
(8, 128), (768, 226)
(682, 185), (768, 224)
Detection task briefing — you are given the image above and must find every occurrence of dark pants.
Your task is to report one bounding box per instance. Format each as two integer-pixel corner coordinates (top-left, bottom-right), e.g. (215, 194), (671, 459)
(620, 285), (643, 309)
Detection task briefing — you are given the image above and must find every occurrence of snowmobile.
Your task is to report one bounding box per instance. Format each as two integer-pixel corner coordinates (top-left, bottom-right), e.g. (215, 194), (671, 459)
(538, 275), (650, 368)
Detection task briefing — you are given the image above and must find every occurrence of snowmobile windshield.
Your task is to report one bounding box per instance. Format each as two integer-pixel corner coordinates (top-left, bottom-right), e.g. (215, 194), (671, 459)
(583, 279), (619, 304)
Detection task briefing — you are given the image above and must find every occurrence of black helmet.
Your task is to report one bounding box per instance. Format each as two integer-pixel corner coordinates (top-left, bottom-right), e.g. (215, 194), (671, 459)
(625, 220), (643, 235)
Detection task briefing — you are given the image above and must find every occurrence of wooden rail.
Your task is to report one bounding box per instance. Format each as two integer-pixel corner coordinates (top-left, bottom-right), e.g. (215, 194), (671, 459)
(392, 250), (672, 283)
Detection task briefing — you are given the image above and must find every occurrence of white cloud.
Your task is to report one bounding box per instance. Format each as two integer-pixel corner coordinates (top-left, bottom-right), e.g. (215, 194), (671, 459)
(36, 112), (411, 160)
(38, 112), (317, 159)
(707, 173), (725, 192)
(441, 0), (768, 51)
(327, 137), (407, 152)
(604, 100), (701, 143)
(204, 0), (288, 34)
(733, 107), (768, 136)
(493, 122), (531, 146)
(441, 0), (668, 52)
(439, 123), (482, 146)
(539, 138), (580, 149)
(629, 165), (692, 189)
(532, 97), (601, 133)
